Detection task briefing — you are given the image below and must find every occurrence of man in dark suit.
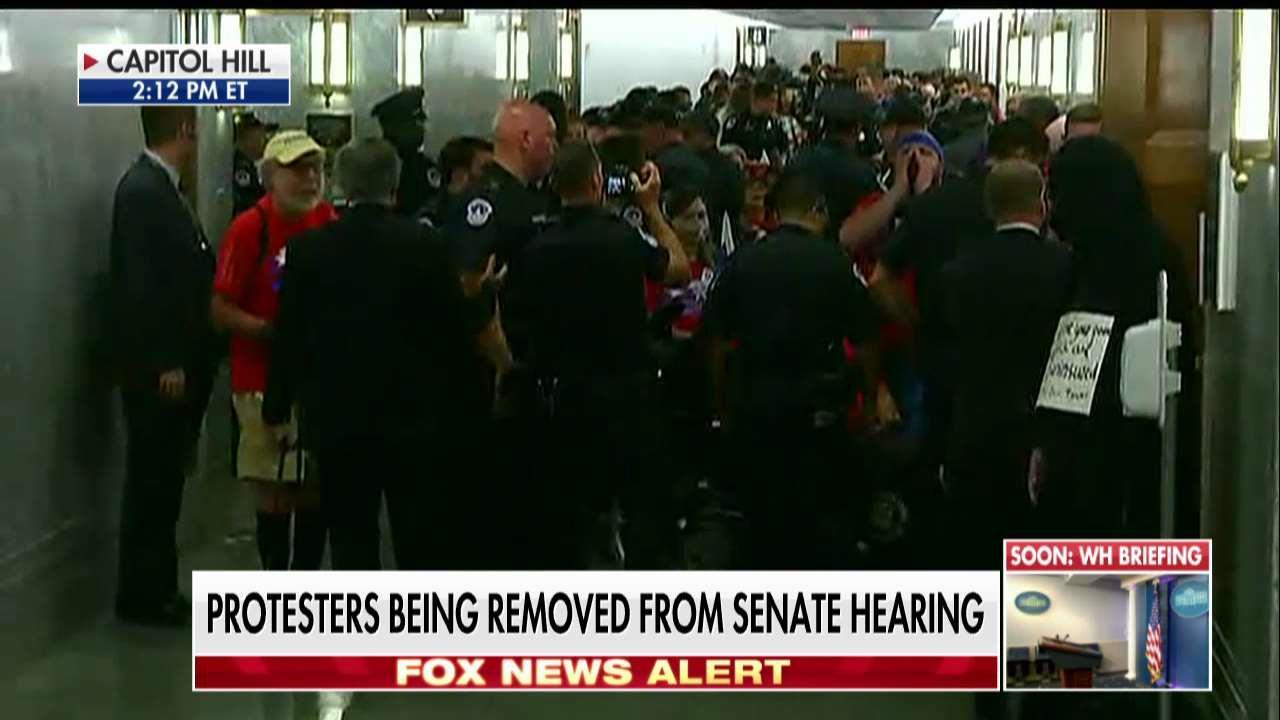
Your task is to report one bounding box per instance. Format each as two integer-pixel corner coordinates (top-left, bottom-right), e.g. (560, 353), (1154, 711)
(264, 138), (512, 571)
(109, 106), (218, 626)
(869, 118), (1049, 476)
(939, 159), (1072, 567)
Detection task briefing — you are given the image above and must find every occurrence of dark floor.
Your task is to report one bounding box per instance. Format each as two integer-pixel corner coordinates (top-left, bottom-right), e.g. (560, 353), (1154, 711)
(0, 374), (988, 719)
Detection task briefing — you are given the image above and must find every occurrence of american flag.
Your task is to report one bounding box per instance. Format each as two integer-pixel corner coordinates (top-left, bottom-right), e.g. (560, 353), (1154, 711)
(1146, 584), (1163, 684)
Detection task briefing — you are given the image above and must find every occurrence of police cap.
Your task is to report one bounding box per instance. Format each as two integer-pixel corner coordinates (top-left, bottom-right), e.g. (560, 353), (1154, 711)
(371, 87), (427, 124)
(641, 98), (682, 128)
(680, 110), (720, 139)
(955, 96), (992, 124)
(815, 86), (876, 127)
(879, 95), (928, 128)
(235, 112), (265, 131)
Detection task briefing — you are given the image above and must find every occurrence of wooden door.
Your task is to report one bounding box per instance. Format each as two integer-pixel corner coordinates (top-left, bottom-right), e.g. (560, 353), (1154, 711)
(836, 40), (886, 73)
(1100, 9), (1212, 288)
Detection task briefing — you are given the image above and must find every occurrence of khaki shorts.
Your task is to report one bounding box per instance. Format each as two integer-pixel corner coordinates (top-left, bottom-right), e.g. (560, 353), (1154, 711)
(232, 392), (309, 483)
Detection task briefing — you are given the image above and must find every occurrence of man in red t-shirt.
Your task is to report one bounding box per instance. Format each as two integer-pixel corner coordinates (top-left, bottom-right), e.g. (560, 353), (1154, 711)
(212, 130), (338, 571)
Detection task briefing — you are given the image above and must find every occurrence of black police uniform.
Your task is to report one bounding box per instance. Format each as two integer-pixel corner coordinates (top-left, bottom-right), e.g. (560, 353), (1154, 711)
(702, 222), (880, 569)
(371, 88), (445, 223)
(517, 204), (676, 569)
(721, 112), (789, 164)
(232, 148), (265, 217)
(443, 161), (559, 570)
(788, 137), (879, 243)
(879, 167), (993, 477)
(787, 88), (881, 244)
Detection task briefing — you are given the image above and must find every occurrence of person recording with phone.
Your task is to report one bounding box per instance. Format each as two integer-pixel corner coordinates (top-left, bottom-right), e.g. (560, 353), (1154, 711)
(515, 141), (691, 570)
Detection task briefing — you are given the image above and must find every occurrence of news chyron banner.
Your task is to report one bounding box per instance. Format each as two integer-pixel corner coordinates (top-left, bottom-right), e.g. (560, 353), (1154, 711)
(1003, 540), (1212, 692)
(193, 571), (1001, 692)
(77, 44), (290, 106)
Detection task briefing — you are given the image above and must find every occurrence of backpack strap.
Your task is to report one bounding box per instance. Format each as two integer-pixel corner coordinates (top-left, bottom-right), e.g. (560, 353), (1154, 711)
(253, 204), (271, 271)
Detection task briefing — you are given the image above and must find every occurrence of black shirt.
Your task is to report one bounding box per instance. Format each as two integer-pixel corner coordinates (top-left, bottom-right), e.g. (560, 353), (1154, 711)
(655, 142), (710, 196)
(940, 226), (1073, 452)
(721, 112), (789, 163)
(394, 149), (444, 222)
(880, 169), (993, 380)
(517, 204), (669, 380)
(232, 148), (265, 218)
(264, 203), (490, 447)
(703, 223), (879, 406)
(697, 147), (747, 253)
(444, 162), (558, 358)
(788, 138), (880, 243)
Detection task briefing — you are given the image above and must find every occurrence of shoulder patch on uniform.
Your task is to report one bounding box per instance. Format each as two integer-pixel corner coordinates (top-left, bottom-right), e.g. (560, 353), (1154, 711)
(427, 167), (442, 189)
(234, 169), (251, 187)
(622, 205), (644, 230)
(466, 198), (493, 228)
(851, 262), (869, 288)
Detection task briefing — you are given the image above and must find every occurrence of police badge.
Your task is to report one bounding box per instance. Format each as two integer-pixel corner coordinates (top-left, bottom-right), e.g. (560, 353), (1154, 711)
(622, 204), (643, 229)
(466, 198), (493, 227)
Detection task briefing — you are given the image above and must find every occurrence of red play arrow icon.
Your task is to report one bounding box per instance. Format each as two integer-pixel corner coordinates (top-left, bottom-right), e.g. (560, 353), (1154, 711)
(83, 54), (98, 71)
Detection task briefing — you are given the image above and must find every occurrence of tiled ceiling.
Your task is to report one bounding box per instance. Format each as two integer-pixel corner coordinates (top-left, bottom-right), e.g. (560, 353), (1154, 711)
(722, 9), (945, 31)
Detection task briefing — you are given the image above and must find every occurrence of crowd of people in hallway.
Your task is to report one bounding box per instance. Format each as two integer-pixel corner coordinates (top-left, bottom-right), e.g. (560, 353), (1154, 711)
(107, 53), (1193, 629)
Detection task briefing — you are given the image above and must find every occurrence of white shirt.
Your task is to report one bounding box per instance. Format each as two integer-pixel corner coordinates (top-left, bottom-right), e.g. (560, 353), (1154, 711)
(995, 222), (1042, 235)
(143, 147), (181, 190)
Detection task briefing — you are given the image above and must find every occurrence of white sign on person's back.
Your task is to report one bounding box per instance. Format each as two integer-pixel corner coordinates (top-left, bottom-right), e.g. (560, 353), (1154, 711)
(1036, 312), (1115, 415)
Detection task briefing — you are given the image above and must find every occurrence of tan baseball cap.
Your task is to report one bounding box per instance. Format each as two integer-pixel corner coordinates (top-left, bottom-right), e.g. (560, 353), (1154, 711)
(263, 130), (324, 165)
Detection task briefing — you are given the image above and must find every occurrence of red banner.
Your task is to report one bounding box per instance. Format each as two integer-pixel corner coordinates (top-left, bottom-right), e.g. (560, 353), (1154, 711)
(194, 655), (998, 691)
(1004, 540), (1210, 572)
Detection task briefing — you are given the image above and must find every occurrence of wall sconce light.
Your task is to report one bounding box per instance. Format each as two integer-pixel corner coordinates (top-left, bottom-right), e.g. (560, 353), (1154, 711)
(216, 10), (244, 45)
(495, 13), (530, 86)
(1051, 26), (1069, 95)
(559, 31), (573, 80)
(310, 11), (351, 106)
(1230, 8), (1278, 191)
(400, 25), (424, 87)
(0, 24), (14, 74)
(1076, 28), (1096, 96)
(1019, 32), (1034, 88)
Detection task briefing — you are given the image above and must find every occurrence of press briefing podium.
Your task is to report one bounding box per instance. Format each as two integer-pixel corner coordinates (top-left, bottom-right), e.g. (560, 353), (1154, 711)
(1037, 637), (1104, 688)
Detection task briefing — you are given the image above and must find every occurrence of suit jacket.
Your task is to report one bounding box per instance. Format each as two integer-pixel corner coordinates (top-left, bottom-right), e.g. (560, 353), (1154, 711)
(940, 226), (1073, 455)
(108, 153), (217, 384)
(263, 203), (492, 449)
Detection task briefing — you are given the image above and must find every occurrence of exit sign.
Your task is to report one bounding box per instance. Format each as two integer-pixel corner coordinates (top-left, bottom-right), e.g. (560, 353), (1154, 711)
(850, 27), (871, 39)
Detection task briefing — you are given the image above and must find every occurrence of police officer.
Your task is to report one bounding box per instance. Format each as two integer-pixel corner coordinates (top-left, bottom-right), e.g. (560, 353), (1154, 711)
(443, 99), (559, 570)
(516, 141), (691, 569)
(371, 86), (444, 223)
(231, 112), (270, 217)
(788, 86), (881, 246)
(720, 80), (790, 166)
(703, 167), (883, 570)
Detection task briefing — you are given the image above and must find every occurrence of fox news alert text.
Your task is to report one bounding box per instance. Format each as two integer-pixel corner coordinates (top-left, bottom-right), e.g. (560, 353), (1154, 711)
(192, 571), (1001, 691)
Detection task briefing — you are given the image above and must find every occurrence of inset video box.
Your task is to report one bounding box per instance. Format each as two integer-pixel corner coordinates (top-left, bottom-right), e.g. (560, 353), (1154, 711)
(1002, 540), (1211, 692)
(77, 44), (291, 106)
(192, 571), (1002, 692)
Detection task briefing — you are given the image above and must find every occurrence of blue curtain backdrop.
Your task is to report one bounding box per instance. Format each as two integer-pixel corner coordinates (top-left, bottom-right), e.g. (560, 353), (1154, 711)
(1134, 575), (1210, 689)
(1167, 575), (1211, 689)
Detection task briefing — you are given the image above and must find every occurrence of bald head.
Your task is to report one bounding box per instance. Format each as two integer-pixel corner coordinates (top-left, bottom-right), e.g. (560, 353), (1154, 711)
(492, 100), (558, 184)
